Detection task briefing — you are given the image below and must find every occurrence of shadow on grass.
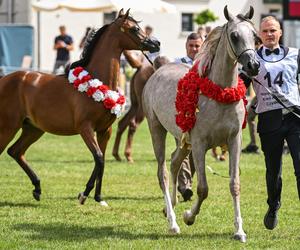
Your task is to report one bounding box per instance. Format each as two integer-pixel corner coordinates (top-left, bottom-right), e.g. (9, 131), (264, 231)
(57, 195), (162, 202)
(12, 222), (232, 241)
(0, 201), (39, 208)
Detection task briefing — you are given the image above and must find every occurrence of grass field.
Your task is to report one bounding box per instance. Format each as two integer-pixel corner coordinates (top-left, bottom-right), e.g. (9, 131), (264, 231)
(0, 121), (299, 249)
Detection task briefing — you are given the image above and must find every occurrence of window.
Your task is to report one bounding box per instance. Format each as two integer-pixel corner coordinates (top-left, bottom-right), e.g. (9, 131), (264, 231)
(103, 12), (117, 25)
(181, 13), (194, 32)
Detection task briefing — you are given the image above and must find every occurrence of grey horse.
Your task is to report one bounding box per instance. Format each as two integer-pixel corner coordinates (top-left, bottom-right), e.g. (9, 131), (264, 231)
(142, 6), (259, 242)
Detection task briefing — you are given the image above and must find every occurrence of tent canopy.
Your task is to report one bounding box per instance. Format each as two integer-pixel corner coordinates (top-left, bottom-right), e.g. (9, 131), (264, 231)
(31, 0), (177, 13)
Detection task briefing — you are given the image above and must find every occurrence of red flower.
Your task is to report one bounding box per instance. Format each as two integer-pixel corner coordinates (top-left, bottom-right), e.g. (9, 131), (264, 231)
(117, 95), (126, 105)
(81, 75), (92, 83)
(73, 67), (84, 77)
(87, 87), (97, 97)
(98, 85), (109, 93)
(73, 79), (81, 89)
(103, 98), (116, 109)
(175, 66), (247, 132)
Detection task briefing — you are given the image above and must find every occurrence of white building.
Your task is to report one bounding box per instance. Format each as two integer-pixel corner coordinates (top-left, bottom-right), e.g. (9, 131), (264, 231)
(1, 0), (299, 72)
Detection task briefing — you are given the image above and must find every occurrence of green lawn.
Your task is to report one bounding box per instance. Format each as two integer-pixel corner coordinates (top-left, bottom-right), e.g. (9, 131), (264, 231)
(0, 121), (299, 249)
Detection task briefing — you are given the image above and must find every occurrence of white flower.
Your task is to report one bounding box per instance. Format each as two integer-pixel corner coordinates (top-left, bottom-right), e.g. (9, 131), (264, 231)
(111, 104), (122, 118)
(78, 70), (89, 80)
(92, 90), (105, 102)
(68, 69), (77, 83)
(89, 79), (102, 88)
(78, 83), (89, 92)
(106, 90), (119, 102)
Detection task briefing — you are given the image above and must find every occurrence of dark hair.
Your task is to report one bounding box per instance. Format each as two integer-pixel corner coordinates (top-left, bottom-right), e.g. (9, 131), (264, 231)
(187, 32), (202, 41)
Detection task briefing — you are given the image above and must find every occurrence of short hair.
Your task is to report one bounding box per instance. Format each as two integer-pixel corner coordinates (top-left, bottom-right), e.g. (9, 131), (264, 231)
(145, 25), (153, 31)
(260, 16), (281, 30)
(187, 32), (202, 42)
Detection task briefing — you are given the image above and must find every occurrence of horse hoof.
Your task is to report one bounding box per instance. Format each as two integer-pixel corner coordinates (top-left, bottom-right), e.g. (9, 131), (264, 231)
(78, 192), (87, 205)
(32, 191), (40, 201)
(183, 210), (195, 226)
(113, 153), (122, 161)
(169, 225), (180, 234)
(219, 155), (226, 161)
(99, 200), (109, 207)
(233, 233), (247, 243)
(126, 157), (134, 164)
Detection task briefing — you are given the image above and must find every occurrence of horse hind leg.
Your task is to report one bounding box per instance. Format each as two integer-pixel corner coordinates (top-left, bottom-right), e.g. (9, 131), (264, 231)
(170, 140), (191, 207)
(147, 117), (180, 234)
(7, 120), (44, 201)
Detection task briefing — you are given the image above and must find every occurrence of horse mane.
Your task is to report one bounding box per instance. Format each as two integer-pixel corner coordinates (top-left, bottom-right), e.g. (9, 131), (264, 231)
(67, 24), (109, 74)
(195, 25), (224, 77)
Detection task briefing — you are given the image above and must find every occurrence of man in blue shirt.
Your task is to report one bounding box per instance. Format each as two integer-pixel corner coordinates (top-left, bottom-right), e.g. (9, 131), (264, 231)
(53, 25), (74, 74)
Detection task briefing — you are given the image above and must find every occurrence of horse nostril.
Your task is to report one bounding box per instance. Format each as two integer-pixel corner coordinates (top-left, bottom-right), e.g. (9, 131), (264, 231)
(247, 62), (253, 70)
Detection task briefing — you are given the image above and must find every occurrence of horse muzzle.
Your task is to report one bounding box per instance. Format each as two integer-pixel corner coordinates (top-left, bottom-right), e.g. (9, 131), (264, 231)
(244, 59), (260, 77)
(142, 37), (160, 53)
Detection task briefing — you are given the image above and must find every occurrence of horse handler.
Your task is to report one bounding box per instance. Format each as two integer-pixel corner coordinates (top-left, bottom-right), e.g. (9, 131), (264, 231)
(242, 16), (300, 230)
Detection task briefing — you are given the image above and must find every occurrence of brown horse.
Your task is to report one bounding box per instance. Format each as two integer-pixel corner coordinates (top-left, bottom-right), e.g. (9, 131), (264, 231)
(0, 9), (160, 206)
(112, 51), (169, 162)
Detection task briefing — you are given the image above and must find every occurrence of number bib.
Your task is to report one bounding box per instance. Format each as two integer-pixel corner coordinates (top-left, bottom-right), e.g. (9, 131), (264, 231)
(254, 47), (300, 114)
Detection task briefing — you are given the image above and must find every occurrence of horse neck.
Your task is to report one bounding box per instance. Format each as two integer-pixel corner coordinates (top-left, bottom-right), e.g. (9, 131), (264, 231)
(208, 34), (238, 88)
(86, 29), (122, 91)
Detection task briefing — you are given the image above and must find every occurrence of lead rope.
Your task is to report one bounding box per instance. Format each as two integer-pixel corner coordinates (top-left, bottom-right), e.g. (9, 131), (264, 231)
(206, 165), (242, 179)
(142, 51), (154, 66)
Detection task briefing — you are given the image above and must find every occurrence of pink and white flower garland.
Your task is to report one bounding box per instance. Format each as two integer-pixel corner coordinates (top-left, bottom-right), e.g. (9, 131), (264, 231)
(68, 67), (126, 118)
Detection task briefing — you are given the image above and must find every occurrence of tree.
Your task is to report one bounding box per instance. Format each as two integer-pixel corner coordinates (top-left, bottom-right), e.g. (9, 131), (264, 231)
(194, 9), (218, 26)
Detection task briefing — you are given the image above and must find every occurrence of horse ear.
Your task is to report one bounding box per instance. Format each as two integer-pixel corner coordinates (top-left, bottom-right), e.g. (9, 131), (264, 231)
(224, 5), (234, 21)
(124, 9), (130, 19)
(244, 6), (254, 20)
(118, 8), (124, 17)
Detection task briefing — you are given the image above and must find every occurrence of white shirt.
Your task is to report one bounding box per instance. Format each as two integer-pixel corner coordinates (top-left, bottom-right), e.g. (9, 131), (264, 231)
(253, 46), (300, 114)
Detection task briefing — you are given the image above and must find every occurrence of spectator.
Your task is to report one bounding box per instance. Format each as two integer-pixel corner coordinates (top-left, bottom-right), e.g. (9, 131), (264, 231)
(53, 25), (74, 74)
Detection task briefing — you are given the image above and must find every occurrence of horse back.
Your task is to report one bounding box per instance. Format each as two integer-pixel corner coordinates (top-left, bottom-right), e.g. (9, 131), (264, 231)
(0, 71), (113, 135)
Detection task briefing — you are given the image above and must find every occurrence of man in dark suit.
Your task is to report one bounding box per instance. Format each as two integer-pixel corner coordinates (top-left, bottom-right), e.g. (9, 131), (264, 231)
(243, 16), (300, 230)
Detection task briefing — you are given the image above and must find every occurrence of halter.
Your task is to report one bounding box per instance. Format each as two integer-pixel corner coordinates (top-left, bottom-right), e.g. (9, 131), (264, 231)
(112, 20), (149, 53)
(225, 22), (256, 61)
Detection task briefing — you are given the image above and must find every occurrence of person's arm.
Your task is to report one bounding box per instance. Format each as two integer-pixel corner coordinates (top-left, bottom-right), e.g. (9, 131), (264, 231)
(239, 71), (252, 88)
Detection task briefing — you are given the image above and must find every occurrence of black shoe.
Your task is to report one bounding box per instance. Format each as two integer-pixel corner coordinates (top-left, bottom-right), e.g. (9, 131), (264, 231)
(264, 206), (280, 230)
(242, 144), (260, 154)
(181, 188), (193, 202)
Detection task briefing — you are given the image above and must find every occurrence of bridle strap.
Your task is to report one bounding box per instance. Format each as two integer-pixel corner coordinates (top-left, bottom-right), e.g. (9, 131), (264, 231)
(112, 20), (148, 52)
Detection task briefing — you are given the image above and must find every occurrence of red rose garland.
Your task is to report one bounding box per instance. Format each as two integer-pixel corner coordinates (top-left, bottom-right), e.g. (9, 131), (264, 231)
(68, 67), (126, 118)
(175, 63), (247, 133)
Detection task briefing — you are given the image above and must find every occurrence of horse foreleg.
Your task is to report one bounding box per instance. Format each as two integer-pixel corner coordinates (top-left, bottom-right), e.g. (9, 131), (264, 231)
(124, 106), (144, 163)
(183, 144), (208, 226)
(112, 106), (136, 161)
(78, 125), (103, 205)
(6, 121), (44, 201)
(94, 127), (112, 206)
(228, 134), (246, 243)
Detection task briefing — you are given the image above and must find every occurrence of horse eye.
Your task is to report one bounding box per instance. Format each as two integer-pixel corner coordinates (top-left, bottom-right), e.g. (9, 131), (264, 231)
(230, 31), (239, 43)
